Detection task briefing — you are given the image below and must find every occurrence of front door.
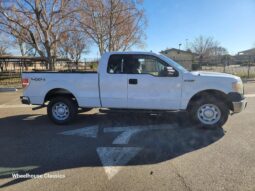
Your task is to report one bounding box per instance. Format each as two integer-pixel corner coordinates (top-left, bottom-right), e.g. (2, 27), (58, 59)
(126, 55), (182, 110)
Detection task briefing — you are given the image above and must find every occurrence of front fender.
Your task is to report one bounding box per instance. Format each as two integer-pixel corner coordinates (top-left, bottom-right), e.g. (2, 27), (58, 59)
(181, 87), (230, 110)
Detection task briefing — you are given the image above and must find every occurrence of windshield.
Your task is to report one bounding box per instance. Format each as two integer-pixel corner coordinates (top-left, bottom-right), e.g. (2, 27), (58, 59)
(159, 54), (188, 73)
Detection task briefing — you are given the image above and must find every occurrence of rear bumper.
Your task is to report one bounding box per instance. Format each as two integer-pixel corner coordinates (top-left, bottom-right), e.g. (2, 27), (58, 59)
(20, 96), (30, 105)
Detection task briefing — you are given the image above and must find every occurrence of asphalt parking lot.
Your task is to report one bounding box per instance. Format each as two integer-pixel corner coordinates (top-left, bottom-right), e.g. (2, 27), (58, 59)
(0, 83), (255, 191)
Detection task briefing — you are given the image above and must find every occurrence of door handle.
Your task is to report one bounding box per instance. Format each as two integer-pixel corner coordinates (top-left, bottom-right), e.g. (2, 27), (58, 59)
(129, 79), (138, 85)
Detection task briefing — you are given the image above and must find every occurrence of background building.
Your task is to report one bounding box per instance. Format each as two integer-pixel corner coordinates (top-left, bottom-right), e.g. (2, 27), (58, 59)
(233, 48), (255, 66)
(160, 48), (198, 70)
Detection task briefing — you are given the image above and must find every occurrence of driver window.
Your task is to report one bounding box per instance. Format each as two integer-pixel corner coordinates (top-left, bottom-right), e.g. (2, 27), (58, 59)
(139, 56), (166, 76)
(125, 55), (173, 76)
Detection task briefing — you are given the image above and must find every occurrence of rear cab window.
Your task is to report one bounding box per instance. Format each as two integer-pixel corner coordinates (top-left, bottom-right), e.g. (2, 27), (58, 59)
(107, 55), (125, 74)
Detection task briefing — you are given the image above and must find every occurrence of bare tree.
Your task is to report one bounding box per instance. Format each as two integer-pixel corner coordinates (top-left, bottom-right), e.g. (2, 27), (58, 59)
(208, 46), (228, 57)
(0, 43), (8, 55)
(0, 32), (14, 72)
(78, 0), (146, 55)
(0, 32), (8, 72)
(59, 31), (90, 69)
(0, 32), (10, 55)
(0, 0), (77, 70)
(16, 29), (36, 56)
(190, 36), (220, 58)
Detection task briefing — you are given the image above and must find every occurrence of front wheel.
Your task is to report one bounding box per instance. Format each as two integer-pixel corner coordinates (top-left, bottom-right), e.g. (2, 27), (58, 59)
(189, 97), (229, 128)
(47, 96), (78, 125)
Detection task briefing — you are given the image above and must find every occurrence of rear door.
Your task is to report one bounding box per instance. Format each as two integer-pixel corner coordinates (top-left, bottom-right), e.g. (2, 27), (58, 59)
(99, 54), (128, 108)
(126, 54), (182, 110)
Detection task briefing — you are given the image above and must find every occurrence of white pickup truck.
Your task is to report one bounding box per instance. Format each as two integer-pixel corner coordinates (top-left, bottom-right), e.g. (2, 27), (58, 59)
(21, 52), (247, 128)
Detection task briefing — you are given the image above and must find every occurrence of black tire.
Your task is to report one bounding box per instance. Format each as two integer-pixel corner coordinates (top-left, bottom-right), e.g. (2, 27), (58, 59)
(189, 96), (229, 128)
(47, 96), (78, 125)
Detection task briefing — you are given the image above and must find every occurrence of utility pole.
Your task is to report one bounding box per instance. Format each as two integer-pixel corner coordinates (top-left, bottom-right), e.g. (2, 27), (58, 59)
(185, 39), (189, 50)
(248, 56), (251, 79)
(178, 43), (182, 54)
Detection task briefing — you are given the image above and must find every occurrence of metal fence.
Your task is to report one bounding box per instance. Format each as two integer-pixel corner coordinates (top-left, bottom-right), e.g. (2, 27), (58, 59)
(174, 55), (255, 79)
(0, 59), (99, 88)
(201, 65), (255, 78)
(1, 57), (255, 88)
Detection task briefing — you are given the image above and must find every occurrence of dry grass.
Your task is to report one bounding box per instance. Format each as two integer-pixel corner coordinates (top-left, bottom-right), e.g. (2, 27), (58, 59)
(0, 77), (22, 88)
(201, 65), (255, 78)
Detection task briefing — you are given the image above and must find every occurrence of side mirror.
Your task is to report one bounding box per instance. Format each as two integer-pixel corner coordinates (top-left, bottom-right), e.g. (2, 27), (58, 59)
(161, 66), (178, 77)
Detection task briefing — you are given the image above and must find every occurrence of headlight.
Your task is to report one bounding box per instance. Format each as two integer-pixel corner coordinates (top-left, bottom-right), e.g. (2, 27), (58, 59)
(232, 81), (243, 94)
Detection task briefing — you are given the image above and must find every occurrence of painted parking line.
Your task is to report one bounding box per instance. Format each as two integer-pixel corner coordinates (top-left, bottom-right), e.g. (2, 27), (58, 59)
(96, 147), (142, 179)
(60, 124), (178, 179)
(104, 124), (178, 145)
(23, 115), (43, 120)
(59, 124), (178, 143)
(112, 129), (143, 145)
(59, 125), (99, 138)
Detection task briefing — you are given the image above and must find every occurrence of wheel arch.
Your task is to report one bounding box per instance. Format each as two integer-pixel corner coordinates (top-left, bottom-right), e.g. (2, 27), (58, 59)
(187, 89), (233, 111)
(44, 88), (78, 106)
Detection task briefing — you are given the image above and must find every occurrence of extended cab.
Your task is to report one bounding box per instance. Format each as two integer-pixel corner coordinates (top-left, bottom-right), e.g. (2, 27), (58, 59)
(21, 52), (247, 127)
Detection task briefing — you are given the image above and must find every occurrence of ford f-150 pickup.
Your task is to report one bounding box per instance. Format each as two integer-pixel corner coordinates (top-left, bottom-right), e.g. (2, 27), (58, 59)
(20, 52), (247, 128)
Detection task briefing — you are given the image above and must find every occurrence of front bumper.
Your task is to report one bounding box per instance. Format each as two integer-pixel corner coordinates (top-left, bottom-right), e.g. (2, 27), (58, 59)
(232, 99), (247, 113)
(20, 96), (30, 105)
(227, 92), (247, 113)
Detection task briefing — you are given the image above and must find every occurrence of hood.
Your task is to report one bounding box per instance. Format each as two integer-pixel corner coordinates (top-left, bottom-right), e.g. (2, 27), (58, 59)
(190, 71), (240, 80)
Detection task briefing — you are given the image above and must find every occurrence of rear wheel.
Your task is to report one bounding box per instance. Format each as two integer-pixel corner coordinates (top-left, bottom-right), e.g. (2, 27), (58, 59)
(189, 97), (229, 128)
(47, 96), (78, 125)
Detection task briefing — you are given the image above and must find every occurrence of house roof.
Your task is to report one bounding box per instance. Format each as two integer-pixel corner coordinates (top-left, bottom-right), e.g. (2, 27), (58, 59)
(160, 48), (198, 55)
(238, 48), (255, 55)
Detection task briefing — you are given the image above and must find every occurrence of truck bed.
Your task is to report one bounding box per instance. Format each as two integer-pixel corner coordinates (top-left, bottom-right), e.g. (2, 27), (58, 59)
(22, 72), (101, 107)
(22, 70), (97, 73)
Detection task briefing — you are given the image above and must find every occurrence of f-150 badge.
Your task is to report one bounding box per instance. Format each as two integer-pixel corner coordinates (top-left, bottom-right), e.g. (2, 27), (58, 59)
(31, 77), (45, 81)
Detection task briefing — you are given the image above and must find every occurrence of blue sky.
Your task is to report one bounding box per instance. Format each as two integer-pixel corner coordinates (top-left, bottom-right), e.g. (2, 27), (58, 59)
(143, 0), (255, 54)
(7, 0), (255, 59)
(86, 0), (255, 59)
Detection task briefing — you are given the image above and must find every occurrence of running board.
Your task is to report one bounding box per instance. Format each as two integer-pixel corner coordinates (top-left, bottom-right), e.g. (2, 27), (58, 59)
(32, 105), (46, 110)
(99, 108), (180, 114)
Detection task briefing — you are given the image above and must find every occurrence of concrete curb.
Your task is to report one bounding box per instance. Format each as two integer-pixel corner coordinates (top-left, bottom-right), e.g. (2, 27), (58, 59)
(244, 80), (255, 83)
(0, 88), (18, 92)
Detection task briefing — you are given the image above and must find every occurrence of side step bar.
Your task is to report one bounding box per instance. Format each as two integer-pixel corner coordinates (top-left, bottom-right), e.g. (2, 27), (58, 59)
(99, 108), (180, 114)
(32, 105), (46, 110)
